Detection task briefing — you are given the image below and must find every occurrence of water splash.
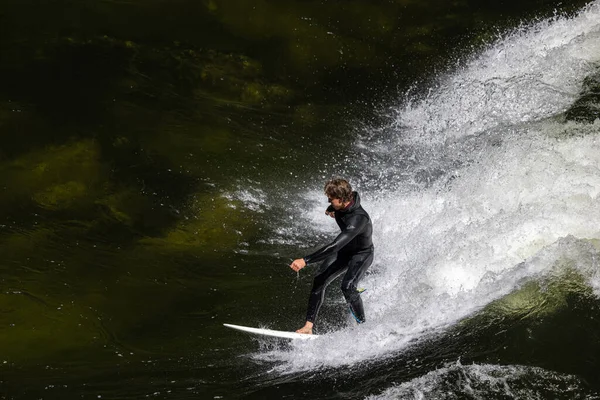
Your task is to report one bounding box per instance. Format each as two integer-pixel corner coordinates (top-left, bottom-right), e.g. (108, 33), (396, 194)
(262, 1), (600, 373)
(366, 361), (594, 399)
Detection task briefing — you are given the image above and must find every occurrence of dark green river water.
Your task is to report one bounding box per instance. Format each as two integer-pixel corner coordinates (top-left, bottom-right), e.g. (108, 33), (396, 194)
(2, 0), (600, 399)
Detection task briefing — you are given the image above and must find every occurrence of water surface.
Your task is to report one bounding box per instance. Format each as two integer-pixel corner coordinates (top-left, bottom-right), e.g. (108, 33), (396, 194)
(1, 0), (600, 399)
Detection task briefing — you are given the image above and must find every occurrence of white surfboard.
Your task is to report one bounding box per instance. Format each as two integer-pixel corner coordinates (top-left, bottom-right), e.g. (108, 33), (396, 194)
(223, 323), (319, 340)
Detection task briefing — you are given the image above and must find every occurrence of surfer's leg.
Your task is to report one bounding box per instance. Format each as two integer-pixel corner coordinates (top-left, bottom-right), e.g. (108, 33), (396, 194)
(341, 251), (374, 323)
(305, 254), (348, 325)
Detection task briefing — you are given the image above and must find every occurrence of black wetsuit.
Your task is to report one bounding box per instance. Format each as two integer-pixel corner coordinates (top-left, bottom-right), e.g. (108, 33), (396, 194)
(303, 191), (374, 324)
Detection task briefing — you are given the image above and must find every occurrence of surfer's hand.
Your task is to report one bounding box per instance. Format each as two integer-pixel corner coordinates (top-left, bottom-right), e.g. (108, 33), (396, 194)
(325, 210), (335, 218)
(290, 258), (306, 272)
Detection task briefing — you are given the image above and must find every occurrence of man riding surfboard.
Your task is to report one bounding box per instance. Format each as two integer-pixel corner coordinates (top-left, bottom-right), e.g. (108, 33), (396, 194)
(290, 178), (374, 334)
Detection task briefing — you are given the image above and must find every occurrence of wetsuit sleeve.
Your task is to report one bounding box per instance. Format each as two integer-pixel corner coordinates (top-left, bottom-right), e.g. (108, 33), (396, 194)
(303, 215), (369, 264)
(326, 205), (335, 213)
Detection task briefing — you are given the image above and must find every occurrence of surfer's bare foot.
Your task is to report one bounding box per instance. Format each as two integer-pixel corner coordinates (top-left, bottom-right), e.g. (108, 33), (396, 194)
(296, 321), (313, 335)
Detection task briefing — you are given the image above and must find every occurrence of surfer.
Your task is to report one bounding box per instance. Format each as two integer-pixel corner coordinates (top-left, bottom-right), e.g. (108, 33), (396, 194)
(290, 178), (374, 335)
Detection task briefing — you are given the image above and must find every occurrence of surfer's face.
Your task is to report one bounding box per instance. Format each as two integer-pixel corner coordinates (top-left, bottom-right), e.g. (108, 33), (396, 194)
(328, 196), (344, 210)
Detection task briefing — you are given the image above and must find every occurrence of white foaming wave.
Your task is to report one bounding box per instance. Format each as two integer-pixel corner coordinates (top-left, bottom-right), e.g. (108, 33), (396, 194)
(398, 2), (600, 142)
(403, 127), (600, 290)
(260, 125), (600, 373)
(366, 361), (590, 399)
(261, 2), (600, 374)
(368, 125), (600, 323)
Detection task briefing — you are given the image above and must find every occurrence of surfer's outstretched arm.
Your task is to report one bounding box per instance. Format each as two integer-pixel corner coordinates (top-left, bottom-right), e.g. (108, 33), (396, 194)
(302, 214), (369, 264)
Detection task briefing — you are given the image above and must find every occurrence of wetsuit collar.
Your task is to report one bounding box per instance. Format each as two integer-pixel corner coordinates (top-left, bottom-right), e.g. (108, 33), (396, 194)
(340, 191), (359, 213)
(342, 198), (355, 211)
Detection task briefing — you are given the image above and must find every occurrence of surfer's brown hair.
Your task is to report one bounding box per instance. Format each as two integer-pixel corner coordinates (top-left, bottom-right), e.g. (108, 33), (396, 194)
(324, 178), (353, 203)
